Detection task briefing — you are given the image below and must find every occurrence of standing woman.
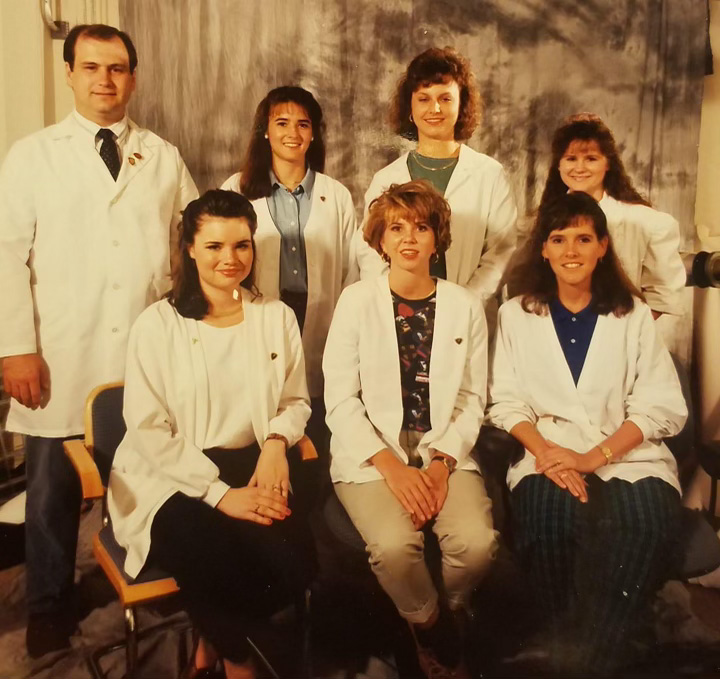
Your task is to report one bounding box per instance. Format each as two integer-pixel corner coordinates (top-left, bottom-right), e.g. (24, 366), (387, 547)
(109, 190), (314, 679)
(537, 112), (685, 319)
(222, 86), (357, 448)
(488, 192), (686, 676)
(325, 181), (497, 678)
(354, 47), (517, 313)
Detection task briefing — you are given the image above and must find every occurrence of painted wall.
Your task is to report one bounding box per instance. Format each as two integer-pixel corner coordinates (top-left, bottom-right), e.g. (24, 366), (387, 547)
(0, 0), (119, 159)
(694, 0), (720, 443)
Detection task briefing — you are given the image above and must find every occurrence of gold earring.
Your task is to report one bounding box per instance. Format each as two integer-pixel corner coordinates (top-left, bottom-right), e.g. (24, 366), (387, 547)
(409, 113), (414, 123)
(264, 133), (268, 139)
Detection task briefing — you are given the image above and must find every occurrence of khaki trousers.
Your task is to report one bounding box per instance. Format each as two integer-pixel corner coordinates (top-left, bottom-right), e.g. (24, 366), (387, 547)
(335, 433), (498, 624)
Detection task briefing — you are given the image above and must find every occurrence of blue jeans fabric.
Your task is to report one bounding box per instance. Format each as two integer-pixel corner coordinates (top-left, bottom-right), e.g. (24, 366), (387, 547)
(24, 435), (82, 614)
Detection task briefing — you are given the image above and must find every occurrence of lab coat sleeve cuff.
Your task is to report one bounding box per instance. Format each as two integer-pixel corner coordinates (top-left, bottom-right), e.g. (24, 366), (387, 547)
(643, 292), (683, 316)
(203, 480), (231, 508)
(626, 414), (652, 442)
(0, 342), (38, 358)
(492, 412), (535, 435)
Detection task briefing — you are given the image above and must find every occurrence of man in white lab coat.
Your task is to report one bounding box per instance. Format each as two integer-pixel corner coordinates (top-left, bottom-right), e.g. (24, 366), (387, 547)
(0, 24), (198, 657)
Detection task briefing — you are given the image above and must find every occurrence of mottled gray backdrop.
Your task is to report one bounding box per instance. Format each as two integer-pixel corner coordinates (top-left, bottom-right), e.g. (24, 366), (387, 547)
(120, 0), (708, 247)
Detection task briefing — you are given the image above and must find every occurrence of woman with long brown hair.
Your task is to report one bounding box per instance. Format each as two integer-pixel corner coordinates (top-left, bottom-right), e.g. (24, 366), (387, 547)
(489, 191), (686, 675)
(537, 113), (685, 319)
(222, 87), (356, 456)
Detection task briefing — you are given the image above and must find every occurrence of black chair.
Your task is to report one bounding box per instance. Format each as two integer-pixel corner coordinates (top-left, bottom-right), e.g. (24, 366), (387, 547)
(65, 382), (317, 678)
(64, 382), (185, 679)
(319, 489), (429, 679)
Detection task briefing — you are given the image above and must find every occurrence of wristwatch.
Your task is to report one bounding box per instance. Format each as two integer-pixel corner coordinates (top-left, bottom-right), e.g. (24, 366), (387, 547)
(598, 445), (613, 465)
(431, 455), (456, 474)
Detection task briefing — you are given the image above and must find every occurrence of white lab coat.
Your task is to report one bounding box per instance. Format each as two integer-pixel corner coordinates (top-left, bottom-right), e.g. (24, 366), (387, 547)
(221, 172), (357, 397)
(323, 275), (488, 484)
(0, 113), (198, 436)
(108, 292), (311, 577)
(599, 194), (685, 315)
(352, 144), (517, 305)
(487, 297), (687, 492)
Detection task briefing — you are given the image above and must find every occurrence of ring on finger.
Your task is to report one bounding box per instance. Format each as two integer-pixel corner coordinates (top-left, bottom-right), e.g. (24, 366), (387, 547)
(254, 504), (261, 513)
(560, 472), (567, 479)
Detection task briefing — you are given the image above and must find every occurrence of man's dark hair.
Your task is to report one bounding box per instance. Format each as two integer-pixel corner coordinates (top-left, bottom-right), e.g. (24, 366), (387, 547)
(63, 24), (138, 73)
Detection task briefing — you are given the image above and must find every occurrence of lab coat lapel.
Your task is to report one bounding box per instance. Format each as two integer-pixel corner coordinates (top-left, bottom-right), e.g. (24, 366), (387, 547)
(253, 198), (282, 299)
(575, 314), (612, 435)
(442, 145), (471, 283)
(376, 276), (404, 443)
(304, 173), (332, 296)
(112, 122), (155, 199)
(56, 116), (118, 192)
(427, 281), (459, 433)
(186, 317), (210, 449)
(242, 289), (272, 443)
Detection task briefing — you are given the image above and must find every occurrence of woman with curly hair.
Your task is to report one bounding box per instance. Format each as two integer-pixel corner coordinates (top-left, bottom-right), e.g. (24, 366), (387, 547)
(353, 47), (517, 317)
(536, 113), (685, 319)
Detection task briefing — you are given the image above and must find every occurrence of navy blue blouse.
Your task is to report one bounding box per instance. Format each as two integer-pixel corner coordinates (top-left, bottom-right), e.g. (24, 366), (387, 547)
(549, 298), (599, 385)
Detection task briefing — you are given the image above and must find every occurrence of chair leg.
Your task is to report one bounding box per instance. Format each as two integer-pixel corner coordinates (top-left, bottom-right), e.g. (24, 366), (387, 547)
(301, 587), (312, 679)
(124, 605), (139, 678)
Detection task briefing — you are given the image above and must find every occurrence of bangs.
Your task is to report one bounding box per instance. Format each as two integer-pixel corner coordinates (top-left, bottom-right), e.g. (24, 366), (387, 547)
(385, 199), (435, 228)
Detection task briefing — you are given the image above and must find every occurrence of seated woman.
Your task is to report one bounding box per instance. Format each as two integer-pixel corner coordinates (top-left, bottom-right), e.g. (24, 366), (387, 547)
(537, 112), (685, 321)
(108, 190), (314, 679)
(488, 191), (687, 676)
(324, 180), (497, 678)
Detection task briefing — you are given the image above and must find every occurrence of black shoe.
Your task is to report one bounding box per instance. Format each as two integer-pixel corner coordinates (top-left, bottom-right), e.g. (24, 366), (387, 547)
(26, 609), (76, 659)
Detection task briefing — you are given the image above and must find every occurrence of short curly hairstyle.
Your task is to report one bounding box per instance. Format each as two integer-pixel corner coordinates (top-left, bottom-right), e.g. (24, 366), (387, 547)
(364, 181), (452, 259)
(390, 47), (480, 141)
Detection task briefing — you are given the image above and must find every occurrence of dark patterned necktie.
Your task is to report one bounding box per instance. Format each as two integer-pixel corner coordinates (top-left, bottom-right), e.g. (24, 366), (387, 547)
(97, 128), (120, 181)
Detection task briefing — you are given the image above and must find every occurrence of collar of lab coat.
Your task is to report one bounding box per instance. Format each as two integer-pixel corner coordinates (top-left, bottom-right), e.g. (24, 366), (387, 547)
(51, 113), (156, 199)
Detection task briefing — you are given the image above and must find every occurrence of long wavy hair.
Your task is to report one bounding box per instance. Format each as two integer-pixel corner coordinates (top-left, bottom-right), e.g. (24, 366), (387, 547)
(389, 47), (481, 142)
(239, 86), (326, 200)
(510, 192), (642, 317)
(538, 113), (651, 210)
(169, 190), (259, 319)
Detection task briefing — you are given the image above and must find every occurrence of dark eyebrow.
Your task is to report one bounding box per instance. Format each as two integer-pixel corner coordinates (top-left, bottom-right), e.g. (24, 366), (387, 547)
(80, 60), (128, 68)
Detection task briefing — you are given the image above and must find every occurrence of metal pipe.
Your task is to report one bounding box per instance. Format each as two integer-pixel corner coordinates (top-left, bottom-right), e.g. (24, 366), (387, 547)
(40, 0), (69, 39)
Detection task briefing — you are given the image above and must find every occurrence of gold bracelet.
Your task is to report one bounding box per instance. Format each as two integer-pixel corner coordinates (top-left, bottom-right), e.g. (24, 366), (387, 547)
(598, 445), (613, 465)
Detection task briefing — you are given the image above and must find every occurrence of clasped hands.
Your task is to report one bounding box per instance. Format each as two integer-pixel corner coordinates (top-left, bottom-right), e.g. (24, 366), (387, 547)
(217, 438), (291, 526)
(534, 440), (604, 503)
(373, 449), (450, 529)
